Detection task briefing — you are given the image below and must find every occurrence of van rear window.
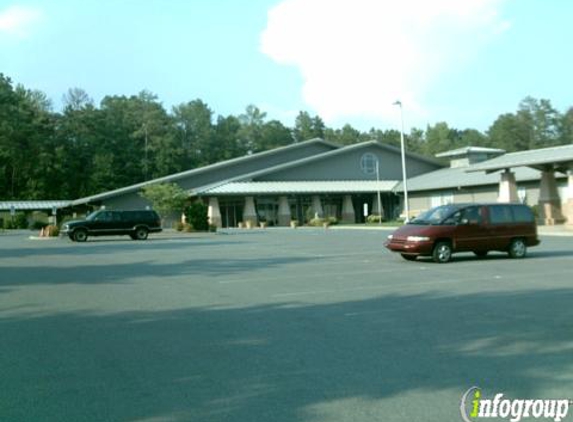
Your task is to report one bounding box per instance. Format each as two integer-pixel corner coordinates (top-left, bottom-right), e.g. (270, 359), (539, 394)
(511, 205), (534, 223)
(489, 205), (513, 224)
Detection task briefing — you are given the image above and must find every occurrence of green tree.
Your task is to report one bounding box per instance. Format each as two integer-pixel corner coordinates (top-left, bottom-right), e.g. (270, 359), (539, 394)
(260, 120), (293, 150)
(560, 107), (573, 144)
(516, 97), (561, 149)
(488, 113), (530, 152)
(172, 99), (214, 167)
(213, 115), (243, 160)
(324, 123), (361, 145)
(238, 104), (267, 153)
(139, 183), (188, 218)
(293, 111), (325, 142)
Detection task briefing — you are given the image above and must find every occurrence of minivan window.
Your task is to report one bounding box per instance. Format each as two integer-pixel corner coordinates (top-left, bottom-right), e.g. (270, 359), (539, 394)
(410, 204), (461, 225)
(460, 206), (482, 224)
(512, 205), (534, 223)
(489, 205), (513, 224)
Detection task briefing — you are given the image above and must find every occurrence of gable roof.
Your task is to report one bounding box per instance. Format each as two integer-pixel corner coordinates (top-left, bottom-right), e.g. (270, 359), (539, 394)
(466, 144), (573, 174)
(71, 138), (339, 206)
(186, 140), (443, 195)
(237, 140), (442, 180)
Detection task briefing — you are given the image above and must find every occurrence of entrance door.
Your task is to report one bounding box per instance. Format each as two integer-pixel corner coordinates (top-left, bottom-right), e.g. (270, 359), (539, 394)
(220, 203), (243, 228)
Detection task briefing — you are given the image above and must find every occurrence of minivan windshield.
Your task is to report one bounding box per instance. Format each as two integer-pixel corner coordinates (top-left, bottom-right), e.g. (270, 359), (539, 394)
(409, 204), (461, 225)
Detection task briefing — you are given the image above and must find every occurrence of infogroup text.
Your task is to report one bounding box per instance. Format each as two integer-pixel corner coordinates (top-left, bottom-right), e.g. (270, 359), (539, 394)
(460, 387), (571, 422)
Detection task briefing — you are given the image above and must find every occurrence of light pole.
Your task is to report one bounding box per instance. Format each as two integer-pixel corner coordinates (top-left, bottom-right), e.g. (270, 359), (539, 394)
(375, 160), (383, 225)
(393, 100), (409, 222)
(143, 123), (149, 180)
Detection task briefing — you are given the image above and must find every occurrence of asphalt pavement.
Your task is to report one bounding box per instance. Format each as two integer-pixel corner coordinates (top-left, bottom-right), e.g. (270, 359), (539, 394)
(1, 229), (573, 422)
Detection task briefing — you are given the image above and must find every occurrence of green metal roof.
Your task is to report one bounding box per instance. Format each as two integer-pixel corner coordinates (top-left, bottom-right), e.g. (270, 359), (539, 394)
(198, 180), (399, 195)
(466, 144), (573, 173)
(0, 201), (72, 211)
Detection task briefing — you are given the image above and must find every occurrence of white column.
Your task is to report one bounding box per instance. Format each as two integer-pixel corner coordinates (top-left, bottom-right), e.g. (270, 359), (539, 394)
(207, 197), (222, 228)
(497, 169), (519, 203)
(538, 170), (565, 225)
(242, 196), (258, 226)
(341, 195), (355, 223)
(277, 196), (291, 226)
(371, 194), (385, 218)
(311, 195), (323, 218)
(565, 170), (573, 225)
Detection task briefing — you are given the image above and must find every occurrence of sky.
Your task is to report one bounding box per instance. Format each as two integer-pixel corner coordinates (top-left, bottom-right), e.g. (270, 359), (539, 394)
(1, 0), (572, 132)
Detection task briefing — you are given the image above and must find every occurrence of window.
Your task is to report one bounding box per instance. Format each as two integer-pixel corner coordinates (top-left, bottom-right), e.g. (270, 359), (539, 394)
(360, 153), (378, 175)
(489, 205), (513, 224)
(511, 205), (534, 223)
(460, 206), (482, 224)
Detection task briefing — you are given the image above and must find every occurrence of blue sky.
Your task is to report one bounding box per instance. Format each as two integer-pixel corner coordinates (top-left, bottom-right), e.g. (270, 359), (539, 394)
(1, 0), (572, 132)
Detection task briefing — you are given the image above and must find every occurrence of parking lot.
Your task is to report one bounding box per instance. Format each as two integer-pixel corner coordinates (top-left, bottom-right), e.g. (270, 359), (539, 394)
(1, 228), (573, 422)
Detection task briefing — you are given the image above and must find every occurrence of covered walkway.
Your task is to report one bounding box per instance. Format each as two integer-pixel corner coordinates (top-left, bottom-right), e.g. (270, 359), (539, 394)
(467, 145), (573, 225)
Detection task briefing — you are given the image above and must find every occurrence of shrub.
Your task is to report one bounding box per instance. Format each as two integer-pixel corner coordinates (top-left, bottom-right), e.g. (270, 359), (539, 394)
(185, 202), (209, 231)
(44, 225), (60, 237)
(14, 213), (28, 229)
(183, 223), (194, 232)
(31, 221), (48, 230)
(367, 214), (383, 224)
(308, 217), (326, 226)
(326, 216), (338, 225)
(531, 204), (539, 219)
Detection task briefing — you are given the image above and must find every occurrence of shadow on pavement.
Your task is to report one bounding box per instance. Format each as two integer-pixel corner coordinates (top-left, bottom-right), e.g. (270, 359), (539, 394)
(2, 288), (573, 421)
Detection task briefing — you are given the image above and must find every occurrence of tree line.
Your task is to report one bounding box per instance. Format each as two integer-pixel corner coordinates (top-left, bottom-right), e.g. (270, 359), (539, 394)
(1, 73), (572, 201)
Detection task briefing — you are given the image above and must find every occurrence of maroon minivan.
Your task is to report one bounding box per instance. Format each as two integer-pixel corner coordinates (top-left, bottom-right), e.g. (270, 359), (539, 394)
(385, 203), (540, 263)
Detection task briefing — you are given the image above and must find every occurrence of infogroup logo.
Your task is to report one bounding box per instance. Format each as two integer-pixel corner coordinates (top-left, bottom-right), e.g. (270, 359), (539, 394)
(460, 386), (571, 422)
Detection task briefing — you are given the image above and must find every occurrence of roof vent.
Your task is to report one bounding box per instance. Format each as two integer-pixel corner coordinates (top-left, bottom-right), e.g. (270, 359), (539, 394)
(435, 146), (506, 168)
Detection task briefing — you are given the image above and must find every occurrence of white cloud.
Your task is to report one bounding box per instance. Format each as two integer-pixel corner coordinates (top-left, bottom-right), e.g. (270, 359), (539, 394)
(0, 5), (43, 38)
(261, 0), (509, 126)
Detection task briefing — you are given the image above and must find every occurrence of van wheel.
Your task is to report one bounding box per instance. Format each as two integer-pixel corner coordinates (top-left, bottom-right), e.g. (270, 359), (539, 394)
(508, 238), (527, 259)
(474, 251), (488, 258)
(433, 241), (452, 263)
(134, 227), (148, 240)
(73, 229), (88, 242)
(401, 254), (417, 261)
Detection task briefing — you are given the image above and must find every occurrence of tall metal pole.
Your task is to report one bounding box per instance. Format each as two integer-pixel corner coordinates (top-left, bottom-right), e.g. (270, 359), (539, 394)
(393, 100), (409, 222)
(376, 160), (383, 225)
(144, 124), (148, 180)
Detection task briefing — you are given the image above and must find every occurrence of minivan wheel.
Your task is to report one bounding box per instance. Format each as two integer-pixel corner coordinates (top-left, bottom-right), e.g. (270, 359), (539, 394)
(508, 238), (527, 259)
(433, 241), (452, 263)
(134, 227), (149, 240)
(401, 254), (417, 261)
(73, 229), (88, 242)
